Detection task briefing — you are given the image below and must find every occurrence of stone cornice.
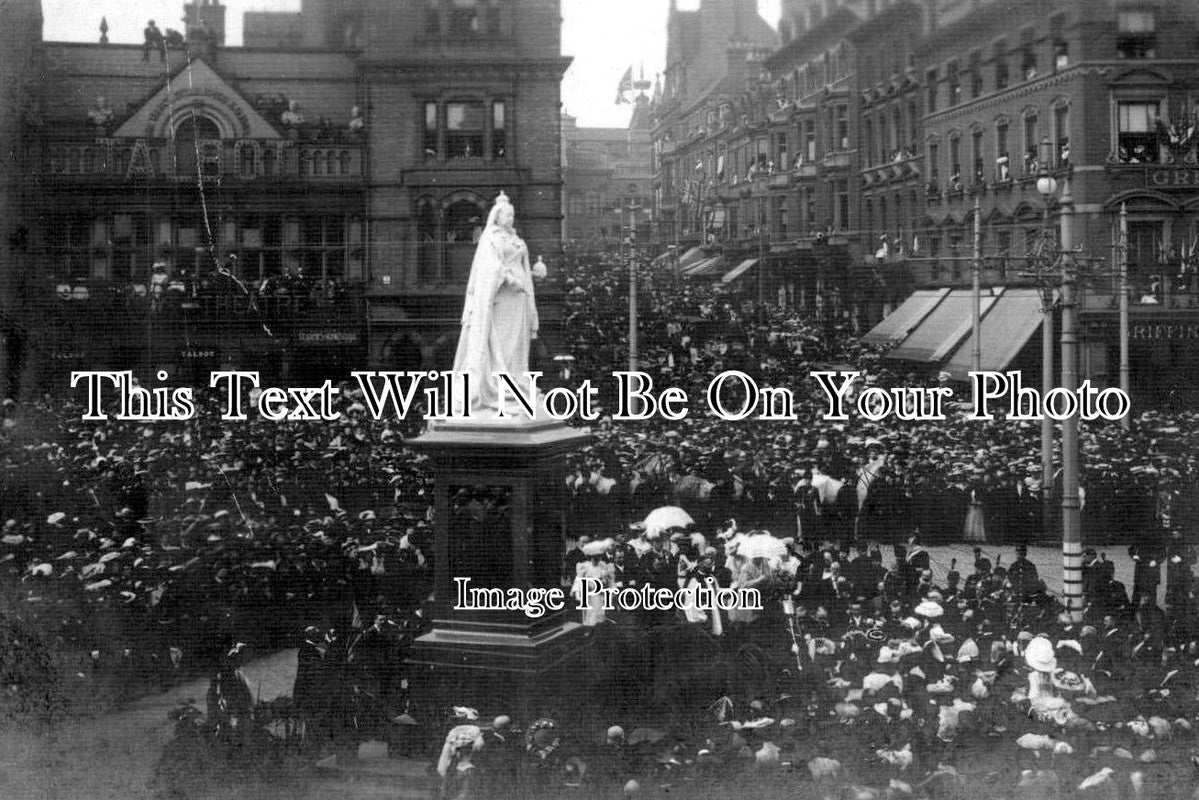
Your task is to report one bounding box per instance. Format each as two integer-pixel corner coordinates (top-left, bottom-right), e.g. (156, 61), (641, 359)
(923, 67), (1084, 127)
(360, 57), (572, 81)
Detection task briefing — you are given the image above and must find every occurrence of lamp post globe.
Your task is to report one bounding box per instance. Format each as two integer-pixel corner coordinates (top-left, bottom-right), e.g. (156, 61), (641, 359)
(1036, 176), (1058, 197)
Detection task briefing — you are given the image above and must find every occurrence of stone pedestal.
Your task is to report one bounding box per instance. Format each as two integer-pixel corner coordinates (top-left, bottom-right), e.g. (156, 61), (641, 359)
(405, 413), (592, 712)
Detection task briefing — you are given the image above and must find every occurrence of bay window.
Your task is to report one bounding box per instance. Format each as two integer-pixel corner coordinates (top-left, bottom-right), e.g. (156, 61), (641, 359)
(422, 98), (510, 161)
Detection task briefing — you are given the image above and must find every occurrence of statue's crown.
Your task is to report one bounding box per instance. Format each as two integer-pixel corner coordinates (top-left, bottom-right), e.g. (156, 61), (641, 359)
(495, 191), (511, 206)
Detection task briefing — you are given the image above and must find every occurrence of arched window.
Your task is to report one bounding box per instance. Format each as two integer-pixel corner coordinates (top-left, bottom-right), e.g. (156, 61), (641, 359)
(415, 195), (487, 282)
(417, 199), (439, 281)
(239, 143), (256, 177)
(444, 198), (485, 282)
(175, 115), (222, 176)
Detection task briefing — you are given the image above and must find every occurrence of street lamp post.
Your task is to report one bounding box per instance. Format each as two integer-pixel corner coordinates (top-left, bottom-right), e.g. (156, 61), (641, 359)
(972, 194), (982, 373)
(1119, 203), (1131, 431)
(1035, 140), (1058, 539)
(758, 198), (766, 323)
(1057, 173), (1084, 621)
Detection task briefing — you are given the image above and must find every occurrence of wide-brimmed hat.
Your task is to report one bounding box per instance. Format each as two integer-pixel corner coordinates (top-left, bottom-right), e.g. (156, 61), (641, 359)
(914, 600), (943, 619)
(928, 624), (955, 646)
(1024, 637), (1057, 672)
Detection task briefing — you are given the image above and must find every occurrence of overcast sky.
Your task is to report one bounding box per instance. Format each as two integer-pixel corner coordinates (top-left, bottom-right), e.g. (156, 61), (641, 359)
(43, 0), (779, 128)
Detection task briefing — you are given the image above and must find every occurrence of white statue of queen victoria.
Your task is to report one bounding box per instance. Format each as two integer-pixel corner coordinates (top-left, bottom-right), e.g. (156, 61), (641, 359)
(451, 192), (546, 415)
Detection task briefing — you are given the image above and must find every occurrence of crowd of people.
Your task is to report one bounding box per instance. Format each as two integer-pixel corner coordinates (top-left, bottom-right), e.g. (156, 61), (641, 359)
(2, 249), (1199, 795)
(559, 253), (1191, 544)
(0, 387), (434, 697)
(431, 522), (1199, 798)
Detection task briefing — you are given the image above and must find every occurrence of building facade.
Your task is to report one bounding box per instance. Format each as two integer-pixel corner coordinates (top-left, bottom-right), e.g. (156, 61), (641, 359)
(561, 97), (654, 252)
(916, 0), (1199, 407)
(648, 0), (1199, 406)
(651, 0), (778, 252)
(1, 0), (571, 396)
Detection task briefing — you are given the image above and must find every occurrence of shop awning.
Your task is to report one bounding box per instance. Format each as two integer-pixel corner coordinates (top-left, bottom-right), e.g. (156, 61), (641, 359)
(684, 256), (726, 277)
(885, 289), (1000, 364)
(677, 246), (707, 269)
(721, 258), (759, 284)
(942, 288), (1050, 380)
(861, 288), (950, 345)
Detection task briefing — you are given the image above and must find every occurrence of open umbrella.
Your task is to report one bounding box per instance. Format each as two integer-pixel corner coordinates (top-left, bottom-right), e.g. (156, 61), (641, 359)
(643, 506), (694, 537)
(737, 533), (787, 561)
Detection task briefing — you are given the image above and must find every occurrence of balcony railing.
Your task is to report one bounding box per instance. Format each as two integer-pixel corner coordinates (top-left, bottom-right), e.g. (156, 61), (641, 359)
(26, 137), (366, 183)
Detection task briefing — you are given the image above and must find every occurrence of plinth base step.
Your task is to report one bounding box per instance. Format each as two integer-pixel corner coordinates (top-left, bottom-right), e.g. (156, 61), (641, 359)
(314, 754), (438, 800)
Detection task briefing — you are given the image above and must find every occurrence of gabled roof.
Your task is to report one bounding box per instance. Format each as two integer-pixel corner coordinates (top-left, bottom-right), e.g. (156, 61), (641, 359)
(112, 57), (284, 140)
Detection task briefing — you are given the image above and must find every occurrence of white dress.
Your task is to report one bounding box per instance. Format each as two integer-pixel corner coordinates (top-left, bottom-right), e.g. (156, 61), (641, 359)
(963, 490), (987, 544)
(572, 560), (615, 626)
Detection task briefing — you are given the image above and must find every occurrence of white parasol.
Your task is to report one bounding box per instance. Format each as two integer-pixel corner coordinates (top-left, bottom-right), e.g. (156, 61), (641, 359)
(737, 532), (787, 561)
(642, 506), (694, 537)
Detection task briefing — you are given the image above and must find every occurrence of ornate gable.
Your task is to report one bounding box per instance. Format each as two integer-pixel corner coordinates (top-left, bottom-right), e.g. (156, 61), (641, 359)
(113, 58), (283, 140)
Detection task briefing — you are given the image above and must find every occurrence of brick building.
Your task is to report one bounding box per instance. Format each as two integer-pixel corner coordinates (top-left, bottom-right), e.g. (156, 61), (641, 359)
(1, 0), (571, 396)
(242, 12), (305, 50)
(647, 0), (1199, 406)
(907, 0), (1199, 407)
(561, 95), (654, 252)
(0, 0), (43, 398)
(651, 0), (777, 260)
